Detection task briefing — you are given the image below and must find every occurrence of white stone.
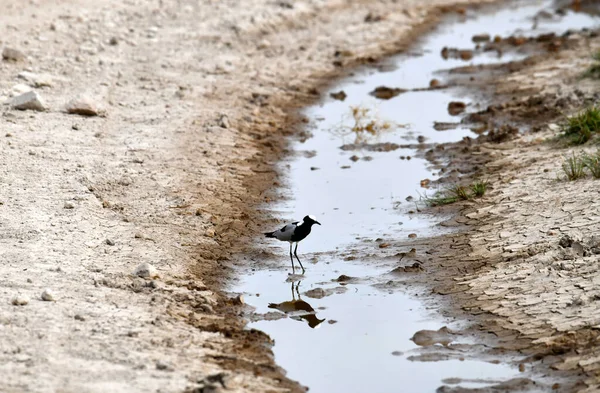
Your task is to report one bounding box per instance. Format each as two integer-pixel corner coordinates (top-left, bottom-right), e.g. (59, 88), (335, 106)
(11, 295), (29, 306)
(65, 95), (100, 116)
(2, 47), (25, 61)
(134, 262), (159, 279)
(41, 289), (56, 301)
(18, 71), (54, 88)
(10, 91), (46, 111)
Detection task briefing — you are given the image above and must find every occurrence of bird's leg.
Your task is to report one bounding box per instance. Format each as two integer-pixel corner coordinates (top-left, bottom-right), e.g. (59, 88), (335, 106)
(289, 242), (295, 274)
(295, 281), (301, 298)
(291, 281), (295, 300)
(294, 243), (305, 273)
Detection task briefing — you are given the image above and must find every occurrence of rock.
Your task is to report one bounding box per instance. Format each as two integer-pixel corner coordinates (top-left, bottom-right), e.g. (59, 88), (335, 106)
(408, 233), (417, 238)
(411, 326), (455, 347)
(334, 274), (354, 282)
(472, 33), (491, 43)
(231, 294), (244, 305)
(458, 50), (473, 61)
(330, 90), (347, 101)
(134, 262), (159, 279)
(65, 95), (101, 116)
(448, 101), (466, 116)
(433, 122), (459, 131)
(109, 37), (119, 46)
(64, 201), (75, 209)
(2, 47), (26, 61)
(10, 91), (46, 111)
(218, 114), (229, 128)
(364, 12), (383, 23)
(304, 288), (326, 299)
(156, 361), (173, 371)
(18, 71), (54, 87)
(41, 289), (56, 301)
(74, 314), (86, 321)
(11, 295), (29, 306)
(369, 86), (406, 100)
(106, 239), (115, 246)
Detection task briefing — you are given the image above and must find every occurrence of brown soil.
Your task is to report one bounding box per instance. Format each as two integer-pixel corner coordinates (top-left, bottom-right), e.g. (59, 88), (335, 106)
(0, 0), (502, 392)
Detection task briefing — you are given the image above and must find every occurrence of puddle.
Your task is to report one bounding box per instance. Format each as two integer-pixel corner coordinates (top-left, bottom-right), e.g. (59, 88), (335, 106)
(235, 1), (598, 392)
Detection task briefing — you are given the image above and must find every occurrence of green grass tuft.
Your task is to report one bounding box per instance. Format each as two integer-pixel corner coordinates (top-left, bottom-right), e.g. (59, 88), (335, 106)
(424, 180), (490, 207)
(470, 180), (489, 197)
(562, 153), (586, 181)
(561, 107), (600, 145)
(582, 150), (600, 178)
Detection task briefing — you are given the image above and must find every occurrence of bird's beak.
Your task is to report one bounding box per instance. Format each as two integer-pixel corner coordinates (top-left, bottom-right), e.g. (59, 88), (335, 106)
(315, 221), (321, 225)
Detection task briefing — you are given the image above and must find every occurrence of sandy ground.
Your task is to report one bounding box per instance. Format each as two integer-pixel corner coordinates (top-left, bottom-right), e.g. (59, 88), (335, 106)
(0, 0), (504, 392)
(384, 24), (600, 392)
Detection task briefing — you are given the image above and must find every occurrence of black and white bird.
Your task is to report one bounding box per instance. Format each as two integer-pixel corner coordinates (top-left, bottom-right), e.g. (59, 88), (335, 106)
(264, 215), (321, 273)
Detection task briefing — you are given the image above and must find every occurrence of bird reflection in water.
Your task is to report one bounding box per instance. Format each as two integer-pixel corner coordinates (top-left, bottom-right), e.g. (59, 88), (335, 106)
(268, 281), (325, 329)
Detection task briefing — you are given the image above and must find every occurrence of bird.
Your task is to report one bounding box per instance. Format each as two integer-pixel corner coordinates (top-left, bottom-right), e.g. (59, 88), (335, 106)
(264, 215), (321, 273)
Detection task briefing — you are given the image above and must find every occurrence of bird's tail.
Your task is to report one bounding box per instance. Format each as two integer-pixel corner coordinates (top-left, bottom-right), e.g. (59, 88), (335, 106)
(264, 231), (275, 238)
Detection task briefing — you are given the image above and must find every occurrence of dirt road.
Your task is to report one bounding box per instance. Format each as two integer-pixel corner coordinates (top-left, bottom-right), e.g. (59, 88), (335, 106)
(0, 0), (499, 391)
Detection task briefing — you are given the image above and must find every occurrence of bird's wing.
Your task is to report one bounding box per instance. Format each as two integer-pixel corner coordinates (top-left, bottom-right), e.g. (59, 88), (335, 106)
(272, 223), (297, 241)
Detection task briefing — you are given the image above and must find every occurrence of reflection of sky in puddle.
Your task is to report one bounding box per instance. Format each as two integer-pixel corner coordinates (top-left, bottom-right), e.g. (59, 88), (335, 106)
(242, 262), (516, 393)
(237, 2), (598, 392)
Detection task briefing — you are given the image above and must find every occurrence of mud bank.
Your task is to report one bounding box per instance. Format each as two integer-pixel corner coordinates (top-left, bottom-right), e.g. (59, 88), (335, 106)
(0, 0), (508, 392)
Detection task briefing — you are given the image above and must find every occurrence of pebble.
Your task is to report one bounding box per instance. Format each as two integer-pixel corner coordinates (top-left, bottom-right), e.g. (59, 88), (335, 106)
(41, 289), (56, 301)
(472, 33), (491, 43)
(156, 361), (173, 371)
(11, 295), (29, 306)
(64, 201), (75, 209)
(10, 91), (46, 111)
(106, 239), (115, 246)
(231, 294), (245, 305)
(134, 262), (159, 279)
(2, 47), (26, 61)
(218, 114), (229, 128)
(65, 95), (101, 116)
(18, 71), (54, 87)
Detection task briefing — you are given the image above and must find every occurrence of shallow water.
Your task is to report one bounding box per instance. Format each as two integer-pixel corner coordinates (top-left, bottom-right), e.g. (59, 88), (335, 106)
(236, 2), (599, 392)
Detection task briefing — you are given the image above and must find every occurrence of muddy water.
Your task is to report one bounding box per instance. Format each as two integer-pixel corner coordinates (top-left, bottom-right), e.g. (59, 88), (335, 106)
(236, 2), (599, 392)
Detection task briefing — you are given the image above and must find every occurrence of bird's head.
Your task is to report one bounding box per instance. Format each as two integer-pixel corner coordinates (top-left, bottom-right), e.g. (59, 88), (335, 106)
(303, 215), (321, 226)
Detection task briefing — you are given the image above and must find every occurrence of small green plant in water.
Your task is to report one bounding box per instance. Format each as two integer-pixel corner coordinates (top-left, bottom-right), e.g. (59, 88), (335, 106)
(561, 107), (600, 145)
(582, 150), (600, 178)
(561, 153), (586, 181)
(470, 180), (489, 197)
